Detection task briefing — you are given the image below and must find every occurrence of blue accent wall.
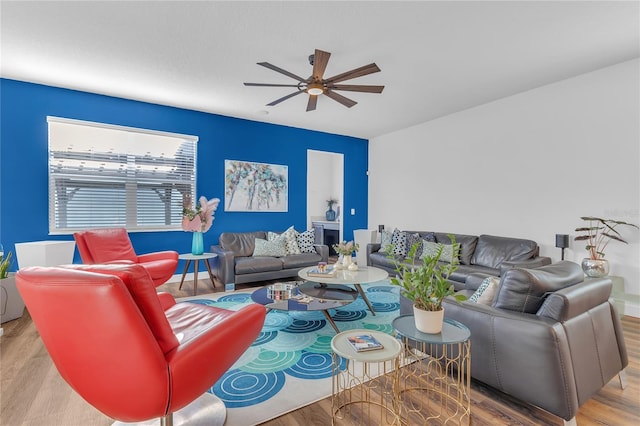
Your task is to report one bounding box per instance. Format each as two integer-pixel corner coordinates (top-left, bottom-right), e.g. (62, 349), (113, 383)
(0, 78), (369, 272)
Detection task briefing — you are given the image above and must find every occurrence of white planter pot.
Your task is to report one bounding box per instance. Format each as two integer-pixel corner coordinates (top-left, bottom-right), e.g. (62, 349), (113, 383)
(413, 305), (444, 334)
(1, 274), (25, 324)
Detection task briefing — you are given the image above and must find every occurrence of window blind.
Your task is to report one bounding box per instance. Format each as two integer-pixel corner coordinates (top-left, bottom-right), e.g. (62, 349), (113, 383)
(48, 117), (197, 234)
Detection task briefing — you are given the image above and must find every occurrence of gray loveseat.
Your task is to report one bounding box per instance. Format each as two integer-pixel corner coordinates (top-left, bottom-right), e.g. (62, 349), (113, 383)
(399, 261), (628, 424)
(210, 231), (329, 286)
(367, 231), (552, 290)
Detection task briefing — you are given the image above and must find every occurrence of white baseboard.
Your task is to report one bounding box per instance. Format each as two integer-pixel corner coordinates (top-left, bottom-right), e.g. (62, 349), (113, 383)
(624, 302), (640, 318)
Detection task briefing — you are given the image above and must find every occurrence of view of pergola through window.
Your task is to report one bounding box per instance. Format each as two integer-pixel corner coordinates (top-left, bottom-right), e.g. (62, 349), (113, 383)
(47, 117), (197, 234)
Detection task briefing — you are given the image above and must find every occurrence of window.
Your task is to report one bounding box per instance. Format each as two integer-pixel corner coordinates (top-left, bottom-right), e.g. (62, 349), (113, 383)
(48, 117), (197, 234)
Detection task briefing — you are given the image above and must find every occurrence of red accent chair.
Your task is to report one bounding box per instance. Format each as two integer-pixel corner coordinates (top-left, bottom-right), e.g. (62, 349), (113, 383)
(74, 228), (179, 286)
(16, 263), (266, 425)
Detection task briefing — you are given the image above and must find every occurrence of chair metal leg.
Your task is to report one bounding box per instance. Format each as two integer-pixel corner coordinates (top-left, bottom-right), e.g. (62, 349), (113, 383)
(112, 392), (226, 426)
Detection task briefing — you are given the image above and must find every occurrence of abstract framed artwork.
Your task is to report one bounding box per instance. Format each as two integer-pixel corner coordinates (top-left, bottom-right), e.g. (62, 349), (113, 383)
(224, 160), (288, 212)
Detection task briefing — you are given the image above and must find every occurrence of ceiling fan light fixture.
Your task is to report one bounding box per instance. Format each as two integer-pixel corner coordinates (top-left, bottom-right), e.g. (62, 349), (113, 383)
(306, 83), (324, 96)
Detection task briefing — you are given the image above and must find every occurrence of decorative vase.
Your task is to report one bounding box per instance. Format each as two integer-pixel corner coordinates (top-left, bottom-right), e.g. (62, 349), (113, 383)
(335, 255), (344, 270)
(413, 305), (445, 334)
(326, 207), (336, 221)
(581, 258), (609, 278)
(191, 231), (204, 255)
(348, 261), (358, 271)
(342, 254), (352, 267)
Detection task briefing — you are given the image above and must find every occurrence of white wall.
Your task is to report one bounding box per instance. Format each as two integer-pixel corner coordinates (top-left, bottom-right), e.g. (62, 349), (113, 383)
(307, 150), (344, 229)
(369, 59), (640, 316)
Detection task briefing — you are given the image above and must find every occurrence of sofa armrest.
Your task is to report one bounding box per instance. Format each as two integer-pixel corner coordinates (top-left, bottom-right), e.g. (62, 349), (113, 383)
(366, 243), (382, 266)
(499, 256), (552, 276)
(209, 245), (236, 285)
(314, 244), (329, 262)
(441, 298), (579, 420)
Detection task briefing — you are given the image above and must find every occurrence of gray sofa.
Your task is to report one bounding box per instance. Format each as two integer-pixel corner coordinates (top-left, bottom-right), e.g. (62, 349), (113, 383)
(399, 261), (628, 424)
(210, 231), (329, 285)
(367, 232), (552, 290)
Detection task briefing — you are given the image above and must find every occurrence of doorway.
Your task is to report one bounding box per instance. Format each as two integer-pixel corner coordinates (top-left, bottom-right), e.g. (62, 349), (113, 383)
(306, 150), (344, 245)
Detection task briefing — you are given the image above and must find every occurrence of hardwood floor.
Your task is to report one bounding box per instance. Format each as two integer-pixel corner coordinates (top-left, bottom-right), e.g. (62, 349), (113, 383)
(1, 276), (638, 426)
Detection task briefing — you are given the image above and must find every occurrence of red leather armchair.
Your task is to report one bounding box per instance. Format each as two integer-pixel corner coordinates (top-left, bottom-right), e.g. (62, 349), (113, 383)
(16, 263), (266, 425)
(74, 228), (179, 286)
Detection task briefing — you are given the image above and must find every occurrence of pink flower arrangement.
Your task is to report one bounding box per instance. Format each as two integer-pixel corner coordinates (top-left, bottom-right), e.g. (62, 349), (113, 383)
(333, 240), (359, 256)
(182, 196), (220, 233)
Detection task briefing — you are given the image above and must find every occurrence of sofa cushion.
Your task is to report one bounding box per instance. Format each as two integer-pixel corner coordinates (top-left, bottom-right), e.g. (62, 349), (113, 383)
(447, 264), (498, 283)
(469, 276), (500, 304)
(434, 233), (478, 265)
(281, 253), (322, 269)
(470, 234), (539, 269)
(403, 233), (423, 257)
(378, 229), (393, 253)
(220, 231), (267, 257)
(253, 238), (287, 257)
(391, 228), (407, 256)
(268, 226), (300, 255)
(493, 261), (584, 313)
(370, 251), (403, 272)
(421, 241), (459, 265)
(235, 256), (283, 274)
(296, 229), (316, 254)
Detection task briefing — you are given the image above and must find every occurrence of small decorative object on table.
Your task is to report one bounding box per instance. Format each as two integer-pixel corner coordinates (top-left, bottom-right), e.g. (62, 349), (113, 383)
(182, 195), (220, 255)
(574, 216), (638, 277)
(333, 240), (359, 269)
(347, 334), (384, 352)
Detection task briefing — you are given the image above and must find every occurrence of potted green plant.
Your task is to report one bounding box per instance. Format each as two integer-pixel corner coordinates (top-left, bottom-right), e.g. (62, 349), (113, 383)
(387, 236), (466, 333)
(574, 216), (639, 277)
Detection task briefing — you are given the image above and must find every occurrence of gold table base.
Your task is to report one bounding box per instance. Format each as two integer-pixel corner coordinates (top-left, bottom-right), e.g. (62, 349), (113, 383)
(397, 338), (471, 425)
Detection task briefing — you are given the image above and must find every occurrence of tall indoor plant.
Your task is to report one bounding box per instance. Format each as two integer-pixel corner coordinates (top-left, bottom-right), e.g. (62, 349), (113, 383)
(575, 216), (639, 277)
(388, 236), (466, 333)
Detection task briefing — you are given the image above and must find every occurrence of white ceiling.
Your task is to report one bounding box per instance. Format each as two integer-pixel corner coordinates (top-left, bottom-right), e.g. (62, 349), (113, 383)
(1, 1), (638, 139)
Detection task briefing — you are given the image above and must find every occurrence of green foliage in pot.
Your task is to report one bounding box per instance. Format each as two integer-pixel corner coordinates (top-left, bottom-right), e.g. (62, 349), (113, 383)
(575, 216), (639, 260)
(1, 251), (12, 279)
(387, 235), (466, 311)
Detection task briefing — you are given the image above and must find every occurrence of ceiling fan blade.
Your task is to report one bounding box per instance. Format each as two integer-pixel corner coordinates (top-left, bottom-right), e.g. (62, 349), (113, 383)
(266, 90), (305, 106)
(244, 83), (301, 87)
(324, 63), (381, 84)
(324, 89), (357, 108)
(257, 62), (307, 83)
(329, 84), (385, 93)
(306, 95), (318, 112)
(312, 49), (331, 81)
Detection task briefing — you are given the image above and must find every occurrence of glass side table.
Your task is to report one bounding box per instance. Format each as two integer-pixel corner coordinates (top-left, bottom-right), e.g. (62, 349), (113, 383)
(331, 329), (403, 425)
(392, 315), (471, 425)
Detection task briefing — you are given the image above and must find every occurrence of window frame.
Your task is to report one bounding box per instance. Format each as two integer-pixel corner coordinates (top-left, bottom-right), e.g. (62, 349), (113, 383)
(47, 116), (198, 235)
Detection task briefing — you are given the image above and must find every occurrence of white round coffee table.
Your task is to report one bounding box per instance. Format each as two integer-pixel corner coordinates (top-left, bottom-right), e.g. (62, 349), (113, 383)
(298, 265), (388, 315)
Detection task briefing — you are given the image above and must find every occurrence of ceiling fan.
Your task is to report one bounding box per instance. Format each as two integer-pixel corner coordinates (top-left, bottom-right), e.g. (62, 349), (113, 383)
(244, 49), (384, 112)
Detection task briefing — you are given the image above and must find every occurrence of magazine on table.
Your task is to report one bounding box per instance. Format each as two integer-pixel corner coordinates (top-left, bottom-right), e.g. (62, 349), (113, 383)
(347, 334), (384, 352)
(307, 266), (337, 277)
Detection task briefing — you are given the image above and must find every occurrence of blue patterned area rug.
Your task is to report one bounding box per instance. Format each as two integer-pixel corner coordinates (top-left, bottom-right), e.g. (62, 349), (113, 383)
(179, 280), (400, 425)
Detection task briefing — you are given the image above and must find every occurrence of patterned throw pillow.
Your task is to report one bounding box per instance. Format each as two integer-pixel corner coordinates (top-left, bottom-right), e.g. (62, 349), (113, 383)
(391, 228), (407, 257)
(469, 276), (501, 304)
(421, 240), (459, 264)
(268, 226), (300, 255)
(253, 237), (287, 257)
(378, 229), (394, 253)
(405, 233), (423, 258)
(296, 229), (316, 254)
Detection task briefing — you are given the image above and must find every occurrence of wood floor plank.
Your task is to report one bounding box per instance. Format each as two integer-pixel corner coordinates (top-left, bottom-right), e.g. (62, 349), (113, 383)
(1, 279), (638, 425)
